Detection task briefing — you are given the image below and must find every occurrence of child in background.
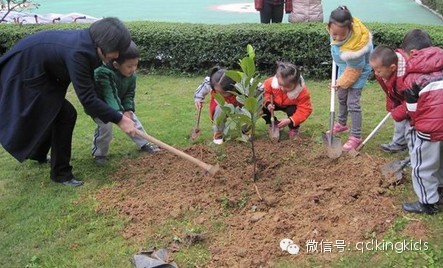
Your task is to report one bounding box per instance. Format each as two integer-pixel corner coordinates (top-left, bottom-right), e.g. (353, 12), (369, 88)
(194, 67), (240, 145)
(92, 41), (160, 165)
(262, 62), (312, 140)
(326, 6), (373, 151)
(398, 37), (443, 215)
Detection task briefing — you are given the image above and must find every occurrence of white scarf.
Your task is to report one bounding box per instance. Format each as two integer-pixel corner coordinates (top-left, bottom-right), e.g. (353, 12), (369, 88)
(271, 76), (305, 99)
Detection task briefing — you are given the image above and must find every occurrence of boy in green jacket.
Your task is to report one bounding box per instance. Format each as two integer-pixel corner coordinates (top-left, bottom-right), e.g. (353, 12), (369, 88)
(92, 41), (160, 164)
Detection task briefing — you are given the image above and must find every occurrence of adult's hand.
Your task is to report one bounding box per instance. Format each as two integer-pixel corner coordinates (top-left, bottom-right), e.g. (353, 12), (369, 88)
(118, 115), (136, 136)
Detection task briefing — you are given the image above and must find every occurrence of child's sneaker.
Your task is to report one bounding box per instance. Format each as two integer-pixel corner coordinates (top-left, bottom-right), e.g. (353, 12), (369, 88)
(326, 123), (348, 135)
(213, 132), (223, 145)
(380, 142), (407, 153)
(342, 136), (362, 152)
(288, 128), (299, 139)
(94, 156), (108, 165)
(141, 143), (161, 154)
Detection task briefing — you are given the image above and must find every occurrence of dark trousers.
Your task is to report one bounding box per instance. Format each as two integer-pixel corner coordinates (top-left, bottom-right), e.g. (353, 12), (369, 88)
(262, 104), (299, 129)
(260, 3), (284, 23)
(29, 100), (77, 182)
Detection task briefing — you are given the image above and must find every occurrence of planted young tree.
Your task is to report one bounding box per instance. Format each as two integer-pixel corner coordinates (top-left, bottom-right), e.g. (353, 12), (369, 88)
(214, 44), (264, 182)
(0, 0), (39, 23)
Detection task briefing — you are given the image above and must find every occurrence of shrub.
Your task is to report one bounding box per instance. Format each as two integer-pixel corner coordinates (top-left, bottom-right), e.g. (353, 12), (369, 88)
(1, 22), (442, 79)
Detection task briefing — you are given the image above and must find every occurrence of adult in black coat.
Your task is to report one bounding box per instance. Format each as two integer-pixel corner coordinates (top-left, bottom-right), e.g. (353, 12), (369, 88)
(0, 17), (137, 186)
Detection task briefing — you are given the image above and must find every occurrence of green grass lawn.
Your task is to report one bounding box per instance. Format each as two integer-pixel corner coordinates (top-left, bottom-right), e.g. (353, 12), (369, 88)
(1, 74), (443, 267)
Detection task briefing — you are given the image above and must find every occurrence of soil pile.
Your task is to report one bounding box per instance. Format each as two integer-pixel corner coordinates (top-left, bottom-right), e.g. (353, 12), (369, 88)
(97, 139), (408, 267)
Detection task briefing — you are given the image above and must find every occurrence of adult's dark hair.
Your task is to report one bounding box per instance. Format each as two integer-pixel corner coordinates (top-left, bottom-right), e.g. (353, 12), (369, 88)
(370, 45), (398, 67)
(328, 5), (353, 31)
(115, 41), (139, 65)
(400, 29), (433, 53)
(276, 62), (301, 86)
(209, 66), (235, 92)
(89, 17), (131, 54)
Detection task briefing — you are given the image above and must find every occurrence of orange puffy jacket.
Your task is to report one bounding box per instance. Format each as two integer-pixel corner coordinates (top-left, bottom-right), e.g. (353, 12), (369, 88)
(263, 76), (313, 126)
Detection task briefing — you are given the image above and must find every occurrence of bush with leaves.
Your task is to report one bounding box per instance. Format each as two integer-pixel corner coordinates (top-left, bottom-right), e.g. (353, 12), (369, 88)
(214, 45), (263, 181)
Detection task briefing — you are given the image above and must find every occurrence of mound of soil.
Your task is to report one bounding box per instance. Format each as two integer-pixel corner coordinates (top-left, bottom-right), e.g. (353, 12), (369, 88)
(97, 138), (409, 267)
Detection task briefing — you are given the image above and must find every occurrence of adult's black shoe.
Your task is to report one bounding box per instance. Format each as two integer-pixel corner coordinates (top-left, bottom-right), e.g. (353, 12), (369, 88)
(61, 178), (84, 187)
(402, 201), (438, 215)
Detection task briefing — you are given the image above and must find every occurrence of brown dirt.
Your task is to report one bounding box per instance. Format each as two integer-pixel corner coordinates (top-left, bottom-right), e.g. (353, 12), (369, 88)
(96, 138), (414, 267)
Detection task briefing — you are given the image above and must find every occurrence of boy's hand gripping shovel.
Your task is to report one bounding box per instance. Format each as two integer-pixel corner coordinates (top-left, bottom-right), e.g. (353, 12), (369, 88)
(322, 61), (342, 159)
(190, 106), (202, 141)
(269, 96), (280, 142)
(348, 112), (391, 157)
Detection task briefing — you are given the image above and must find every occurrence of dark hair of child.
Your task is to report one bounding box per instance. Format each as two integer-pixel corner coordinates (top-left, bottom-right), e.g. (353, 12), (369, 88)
(328, 5), (353, 30)
(276, 62), (301, 86)
(209, 66), (235, 92)
(89, 17), (131, 54)
(400, 29), (433, 53)
(370, 45), (398, 67)
(115, 41), (139, 65)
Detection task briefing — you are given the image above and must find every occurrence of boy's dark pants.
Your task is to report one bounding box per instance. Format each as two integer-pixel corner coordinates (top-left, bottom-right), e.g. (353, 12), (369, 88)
(262, 104), (299, 129)
(29, 100), (77, 182)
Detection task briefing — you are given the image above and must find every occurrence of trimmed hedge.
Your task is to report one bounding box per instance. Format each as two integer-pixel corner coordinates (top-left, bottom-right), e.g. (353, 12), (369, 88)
(1, 22), (442, 79)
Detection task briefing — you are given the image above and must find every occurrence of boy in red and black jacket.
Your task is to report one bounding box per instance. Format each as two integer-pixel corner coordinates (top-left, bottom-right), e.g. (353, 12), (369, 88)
(400, 40), (443, 215)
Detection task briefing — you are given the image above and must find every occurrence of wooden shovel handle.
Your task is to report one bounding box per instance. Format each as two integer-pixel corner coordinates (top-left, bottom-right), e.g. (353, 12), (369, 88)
(195, 106), (202, 128)
(270, 95), (275, 123)
(135, 129), (219, 176)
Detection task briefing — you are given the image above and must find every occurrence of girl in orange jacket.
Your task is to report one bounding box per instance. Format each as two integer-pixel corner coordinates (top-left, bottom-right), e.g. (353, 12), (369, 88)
(262, 62), (313, 139)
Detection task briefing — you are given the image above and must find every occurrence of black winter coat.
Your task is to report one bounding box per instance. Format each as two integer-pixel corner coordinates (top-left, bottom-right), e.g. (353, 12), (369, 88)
(0, 29), (122, 161)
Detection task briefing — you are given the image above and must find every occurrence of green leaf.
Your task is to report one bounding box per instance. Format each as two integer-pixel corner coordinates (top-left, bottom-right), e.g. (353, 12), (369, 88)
(214, 93), (225, 106)
(246, 44), (255, 59)
(226, 70), (242, 83)
(244, 96), (258, 113)
(234, 82), (246, 95)
(236, 94), (247, 105)
(239, 57), (256, 78)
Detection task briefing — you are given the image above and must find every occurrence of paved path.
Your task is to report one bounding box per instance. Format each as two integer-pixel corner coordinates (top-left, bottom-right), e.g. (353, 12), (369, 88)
(33, 0), (443, 25)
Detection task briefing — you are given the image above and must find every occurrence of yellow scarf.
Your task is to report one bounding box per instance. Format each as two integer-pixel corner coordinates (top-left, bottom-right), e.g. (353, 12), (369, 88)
(333, 17), (370, 52)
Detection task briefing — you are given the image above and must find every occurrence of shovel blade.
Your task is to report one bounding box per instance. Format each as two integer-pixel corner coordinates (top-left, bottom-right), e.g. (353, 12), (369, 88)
(381, 159), (405, 178)
(322, 132), (342, 159)
(190, 128), (200, 141)
(268, 124), (280, 142)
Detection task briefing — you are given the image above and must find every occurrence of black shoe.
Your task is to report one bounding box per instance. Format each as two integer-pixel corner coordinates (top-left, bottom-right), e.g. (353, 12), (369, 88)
(438, 187), (443, 205)
(94, 156), (108, 165)
(402, 201), (438, 215)
(140, 143), (161, 154)
(61, 178), (84, 187)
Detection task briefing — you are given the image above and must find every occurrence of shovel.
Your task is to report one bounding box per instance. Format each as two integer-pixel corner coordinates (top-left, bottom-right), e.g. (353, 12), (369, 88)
(269, 96), (280, 142)
(349, 112), (391, 157)
(322, 61), (342, 159)
(190, 106), (202, 141)
(381, 157), (410, 184)
(135, 129), (219, 176)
